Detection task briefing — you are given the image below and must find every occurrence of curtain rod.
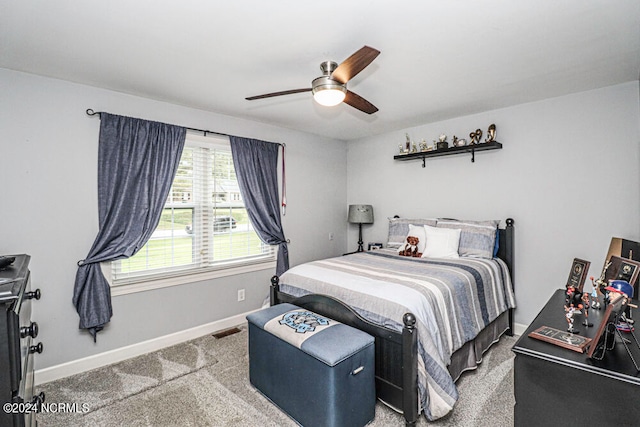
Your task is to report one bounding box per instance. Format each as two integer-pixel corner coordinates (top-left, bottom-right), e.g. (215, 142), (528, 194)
(85, 109), (285, 147)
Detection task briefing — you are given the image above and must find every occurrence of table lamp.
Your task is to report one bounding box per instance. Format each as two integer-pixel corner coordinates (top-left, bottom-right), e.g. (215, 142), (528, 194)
(348, 204), (374, 252)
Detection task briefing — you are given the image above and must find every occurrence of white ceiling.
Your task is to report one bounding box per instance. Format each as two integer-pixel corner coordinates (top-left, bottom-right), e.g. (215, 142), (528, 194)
(1, 1), (639, 141)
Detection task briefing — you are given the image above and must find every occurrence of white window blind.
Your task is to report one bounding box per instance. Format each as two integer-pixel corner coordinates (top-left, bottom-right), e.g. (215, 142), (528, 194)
(112, 132), (275, 285)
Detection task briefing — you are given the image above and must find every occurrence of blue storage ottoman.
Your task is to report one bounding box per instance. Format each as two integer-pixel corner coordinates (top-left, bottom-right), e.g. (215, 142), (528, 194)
(247, 303), (375, 427)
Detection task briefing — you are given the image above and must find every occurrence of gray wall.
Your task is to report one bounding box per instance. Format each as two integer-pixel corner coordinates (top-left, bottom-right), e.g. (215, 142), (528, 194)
(0, 68), (348, 370)
(346, 81), (640, 327)
(2, 66), (639, 371)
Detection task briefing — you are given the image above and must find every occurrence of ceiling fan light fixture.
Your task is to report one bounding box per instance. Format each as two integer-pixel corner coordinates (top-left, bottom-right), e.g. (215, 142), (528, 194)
(313, 87), (346, 106)
(312, 75), (347, 107)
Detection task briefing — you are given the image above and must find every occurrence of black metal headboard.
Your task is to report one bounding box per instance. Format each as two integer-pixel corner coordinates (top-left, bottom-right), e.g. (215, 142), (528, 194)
(497, 218), (515, 287)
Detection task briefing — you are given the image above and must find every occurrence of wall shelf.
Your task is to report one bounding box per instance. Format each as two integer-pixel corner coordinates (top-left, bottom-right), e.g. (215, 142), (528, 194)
(394, 141), (502, 167)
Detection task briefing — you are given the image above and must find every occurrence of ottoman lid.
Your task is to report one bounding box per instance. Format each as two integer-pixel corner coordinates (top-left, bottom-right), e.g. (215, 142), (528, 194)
(247, 303), (374, 367)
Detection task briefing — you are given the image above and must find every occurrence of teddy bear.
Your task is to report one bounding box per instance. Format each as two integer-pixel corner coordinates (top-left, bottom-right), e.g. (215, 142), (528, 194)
(398, 235), (422, 257)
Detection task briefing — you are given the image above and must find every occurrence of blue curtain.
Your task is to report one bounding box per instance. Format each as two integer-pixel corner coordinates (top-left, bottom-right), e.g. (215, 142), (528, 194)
(229, 136), (289, 276)
(73, 113), (186, 340)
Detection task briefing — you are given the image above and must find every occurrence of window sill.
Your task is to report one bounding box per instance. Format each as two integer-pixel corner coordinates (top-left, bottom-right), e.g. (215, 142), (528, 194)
(103, 260), (277, 296)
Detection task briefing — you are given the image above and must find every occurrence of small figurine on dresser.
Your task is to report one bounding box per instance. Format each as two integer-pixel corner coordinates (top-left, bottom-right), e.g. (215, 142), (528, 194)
(565, 304), (578, 333)
(594, 261), (612, 303)
(589, 278), (602, 309)
(564, 285), (584, 333)
(581, 291), (593, 327)
(565, 285), (583, 309)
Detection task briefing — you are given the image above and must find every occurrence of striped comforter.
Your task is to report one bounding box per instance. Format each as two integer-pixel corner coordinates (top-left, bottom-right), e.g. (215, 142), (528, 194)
(278, 249), (516, 421)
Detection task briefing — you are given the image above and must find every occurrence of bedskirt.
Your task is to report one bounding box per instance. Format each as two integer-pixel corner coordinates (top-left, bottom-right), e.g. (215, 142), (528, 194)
(448, 309), (509, 382)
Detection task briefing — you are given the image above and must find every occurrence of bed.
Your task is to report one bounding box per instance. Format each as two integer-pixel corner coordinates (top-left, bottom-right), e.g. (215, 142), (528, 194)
(269, 217), (515, 426)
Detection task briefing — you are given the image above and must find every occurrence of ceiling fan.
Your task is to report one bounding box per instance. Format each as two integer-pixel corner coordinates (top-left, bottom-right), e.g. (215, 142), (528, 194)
(245, 46), (380, 114)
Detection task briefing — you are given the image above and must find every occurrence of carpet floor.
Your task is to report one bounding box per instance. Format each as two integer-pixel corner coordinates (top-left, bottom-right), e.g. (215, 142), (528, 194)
(37, 326), (517, 426)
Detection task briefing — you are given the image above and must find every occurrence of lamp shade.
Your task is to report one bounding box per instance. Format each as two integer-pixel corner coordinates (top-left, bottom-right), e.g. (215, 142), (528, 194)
(348, 205), (374, 224)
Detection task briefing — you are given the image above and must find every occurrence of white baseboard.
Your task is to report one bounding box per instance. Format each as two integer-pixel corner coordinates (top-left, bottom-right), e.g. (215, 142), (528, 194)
(35, 313), (530, 386)
(513, 321), (527, 337)
(35, 309), (259, 386)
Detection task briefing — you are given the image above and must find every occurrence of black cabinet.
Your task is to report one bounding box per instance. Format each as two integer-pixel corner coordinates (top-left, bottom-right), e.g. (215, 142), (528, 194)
(0, 255), (44, 427)
(512, 289), (640, 426)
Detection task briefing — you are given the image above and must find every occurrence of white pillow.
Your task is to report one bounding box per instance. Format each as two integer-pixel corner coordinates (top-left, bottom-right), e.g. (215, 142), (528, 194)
(422, 225), (461, 259)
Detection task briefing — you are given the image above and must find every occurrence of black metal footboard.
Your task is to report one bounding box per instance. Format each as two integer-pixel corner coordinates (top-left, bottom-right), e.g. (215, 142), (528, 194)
(270, 276), (419, 426)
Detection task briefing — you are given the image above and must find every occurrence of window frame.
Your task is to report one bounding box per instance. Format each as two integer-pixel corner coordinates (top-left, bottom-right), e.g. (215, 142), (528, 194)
(107, 132), (276, 295)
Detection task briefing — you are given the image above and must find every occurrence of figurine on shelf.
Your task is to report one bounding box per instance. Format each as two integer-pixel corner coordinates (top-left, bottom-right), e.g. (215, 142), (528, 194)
(469, 128), (483, 145)
(405, 133), (411, 152)
(436, 134), (448, 150)
(452, 135), (467, 147)
(469, 131), (477, 145)
(485, 124), (496, 143)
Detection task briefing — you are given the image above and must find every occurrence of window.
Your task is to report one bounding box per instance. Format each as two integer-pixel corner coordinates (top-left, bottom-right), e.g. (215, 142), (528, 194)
(111, 132), (275, 289)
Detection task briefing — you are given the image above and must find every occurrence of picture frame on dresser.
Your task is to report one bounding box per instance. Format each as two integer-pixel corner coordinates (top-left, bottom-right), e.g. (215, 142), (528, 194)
(528, 325), (592, 353)
(604, 255), (640, 291)
(603, 237), (640, 299)
(566, 258), (590, 292)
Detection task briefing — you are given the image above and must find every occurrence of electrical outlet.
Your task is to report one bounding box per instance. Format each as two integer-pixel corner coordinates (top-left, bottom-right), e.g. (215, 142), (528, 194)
(237, 289), (245, 302)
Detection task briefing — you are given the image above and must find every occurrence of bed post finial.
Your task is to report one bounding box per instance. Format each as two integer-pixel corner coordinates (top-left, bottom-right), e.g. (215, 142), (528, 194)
(270, 275), (280, 306)
(402, 312), (418, 426)
(506, 218), (514, 227)
(403, 312), (416, 328)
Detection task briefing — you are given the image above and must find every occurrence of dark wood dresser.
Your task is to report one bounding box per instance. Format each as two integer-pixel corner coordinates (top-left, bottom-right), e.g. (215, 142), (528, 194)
(512, 289), (640, 426)
(0, 255), (44, 427)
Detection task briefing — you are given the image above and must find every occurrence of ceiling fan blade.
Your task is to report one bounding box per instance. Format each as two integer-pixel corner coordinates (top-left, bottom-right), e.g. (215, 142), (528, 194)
(331, 46), (380, 84)
(246, 88), (311, 100)
(344, 90), (378, 114)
